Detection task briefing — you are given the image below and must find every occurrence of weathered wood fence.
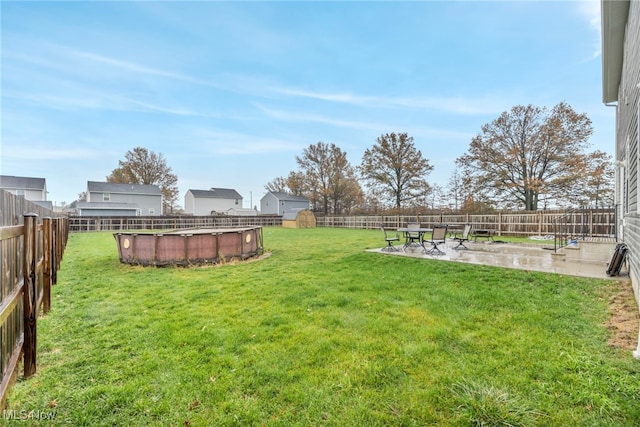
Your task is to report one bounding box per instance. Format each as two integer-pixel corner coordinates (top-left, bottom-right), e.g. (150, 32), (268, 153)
(0, 192), (69, 406)
(316, 209), (616, 237)
(69, 214), (282, 232)
(67, 209), (615, 238)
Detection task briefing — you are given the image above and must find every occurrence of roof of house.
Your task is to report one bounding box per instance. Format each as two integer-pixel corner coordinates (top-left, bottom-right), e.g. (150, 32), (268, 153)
(264, 191), (309, 202)
(188, 188), (242, 199)
(87, 181), (162, 195)
(76, 202), (140, 210)
(601, 0), (630, 104)
(0, 175), (46, 190)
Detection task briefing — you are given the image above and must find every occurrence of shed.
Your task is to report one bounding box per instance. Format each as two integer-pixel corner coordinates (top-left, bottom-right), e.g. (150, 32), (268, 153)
(282, 209), (316, 229)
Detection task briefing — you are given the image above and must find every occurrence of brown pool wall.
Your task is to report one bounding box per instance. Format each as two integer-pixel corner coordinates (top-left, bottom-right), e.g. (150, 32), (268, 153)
(113, 227), (263, 266)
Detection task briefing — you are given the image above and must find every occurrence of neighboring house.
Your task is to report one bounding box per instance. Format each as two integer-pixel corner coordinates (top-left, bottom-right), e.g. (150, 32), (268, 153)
(260, 192), (310, 215)
(226, 207), (258, 216)
(76, 181), (163, 216)
(601, 0), (639, 358)
(0, 175), (47, 201)
(184, 188), (243, 215)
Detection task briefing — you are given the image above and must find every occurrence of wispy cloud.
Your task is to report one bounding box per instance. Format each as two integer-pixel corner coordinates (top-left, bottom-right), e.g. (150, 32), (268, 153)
(273, 87), (504, 115)
(192, 129), (302, 155)
(2, 145), (99, 160)
(71, 50), (224, 88)
(254, 103), (389, 130)
(576, 0), (602, 59)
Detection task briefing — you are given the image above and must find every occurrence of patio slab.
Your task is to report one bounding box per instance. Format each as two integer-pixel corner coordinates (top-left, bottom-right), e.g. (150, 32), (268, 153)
(371, 240), (629, 281)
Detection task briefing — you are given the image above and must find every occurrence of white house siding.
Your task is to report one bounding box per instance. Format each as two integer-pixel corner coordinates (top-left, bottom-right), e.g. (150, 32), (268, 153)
(607, 0), (640, 356)
(85, 182), (162, 216)
(79, 208), (139, 217)
(0, 176), (47, 201)
(185, 189), (242, 215)
(89, 192), (160, 215)
(260, 192), (310, 215)
(260, 193), (279, 215)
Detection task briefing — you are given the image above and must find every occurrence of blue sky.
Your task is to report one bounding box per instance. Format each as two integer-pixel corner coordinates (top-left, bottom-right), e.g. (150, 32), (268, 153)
(1, 0), (612, 208)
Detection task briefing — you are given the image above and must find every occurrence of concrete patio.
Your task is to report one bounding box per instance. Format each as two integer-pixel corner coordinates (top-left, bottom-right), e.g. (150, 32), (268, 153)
(371, 238), (629, 281)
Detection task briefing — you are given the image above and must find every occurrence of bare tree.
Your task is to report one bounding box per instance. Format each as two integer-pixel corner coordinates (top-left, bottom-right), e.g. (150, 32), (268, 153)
(359, 132), (433, 209)
(264, 176), (288, 193)
(264, 172), (308, 196)
(565, 150), (615, 208)
(107, 147), (179, 214)
(296, 142), (360, 214)
(445, 168), (464, 211)
(456, 102), (593, 210)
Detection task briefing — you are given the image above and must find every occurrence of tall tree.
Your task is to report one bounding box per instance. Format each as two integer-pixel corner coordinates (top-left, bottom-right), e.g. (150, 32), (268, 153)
(445, 168), (464, 211)
(296, 142), (360, 215)
(264, 171), (309, 196)
(359, 132), (433, 209)
(565, 150), (615, 208)
(107, 147), (179, 214)
(456, 102), (593, 210)
(264, 176), (288, 193)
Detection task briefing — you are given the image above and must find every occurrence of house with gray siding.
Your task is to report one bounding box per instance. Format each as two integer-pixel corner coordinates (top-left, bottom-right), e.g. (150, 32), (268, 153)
(185, 188), (243, 215)
(0, 175), (47, 201)
(260, 192), (310, 215)
(601, 0), (640, 357)
(76, 181), (163, 216)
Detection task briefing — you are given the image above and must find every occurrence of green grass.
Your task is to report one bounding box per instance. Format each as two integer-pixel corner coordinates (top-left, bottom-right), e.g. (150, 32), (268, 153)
(5, 227), (639, 426)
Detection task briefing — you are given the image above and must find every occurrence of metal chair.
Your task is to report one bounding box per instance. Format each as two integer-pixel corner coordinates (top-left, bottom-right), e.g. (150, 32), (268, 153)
(403, 222), (422, 250)
(381, 227), (400, 251)
(452, 224), (472, 250)
(422, 224), (448, 255)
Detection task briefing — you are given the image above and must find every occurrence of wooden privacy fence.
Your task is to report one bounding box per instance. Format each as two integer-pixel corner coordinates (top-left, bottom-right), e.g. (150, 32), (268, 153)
(0, 214), (69, 406)
(69, 214), (282, 232)
(316, 209), (616, 237)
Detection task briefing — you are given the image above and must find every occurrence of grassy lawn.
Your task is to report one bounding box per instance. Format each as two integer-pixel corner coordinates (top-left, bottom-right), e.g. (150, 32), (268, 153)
(6, 227), (640, 426)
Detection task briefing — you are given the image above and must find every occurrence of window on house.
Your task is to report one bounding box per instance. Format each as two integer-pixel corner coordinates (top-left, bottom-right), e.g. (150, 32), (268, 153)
(149, 208), (155, 215)
(235, 199), (239, 205)
(16, 190), (25, 197)
(103, 193), (110, 202)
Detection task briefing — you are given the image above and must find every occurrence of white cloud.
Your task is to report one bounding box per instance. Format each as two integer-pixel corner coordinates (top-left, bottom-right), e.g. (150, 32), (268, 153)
(273, 87), (504, 115)
(2, 145), (99, 160)
(254, 103), (390, 130)
(71, 50), (223, 88)
(191, 129), (302, 155)
(576, 0), (602, 59)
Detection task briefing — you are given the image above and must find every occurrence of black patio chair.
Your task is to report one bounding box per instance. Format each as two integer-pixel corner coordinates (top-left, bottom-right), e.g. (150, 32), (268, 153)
(403, 222), (422, 250)
(381, 227), (400, 252)
(422, 224), (448, 255)
(452, 223), (472, 250)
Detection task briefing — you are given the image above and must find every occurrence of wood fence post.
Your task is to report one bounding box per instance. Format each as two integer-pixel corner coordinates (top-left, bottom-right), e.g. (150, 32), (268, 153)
(42, 217), (52, 314)
(538, 211), (542, 237)
(23, 213), (38, 378)
(52, 218), (59, 285)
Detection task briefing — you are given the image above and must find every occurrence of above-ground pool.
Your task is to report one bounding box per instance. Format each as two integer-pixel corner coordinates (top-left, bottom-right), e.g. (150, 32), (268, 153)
(113, 227), (263, 266)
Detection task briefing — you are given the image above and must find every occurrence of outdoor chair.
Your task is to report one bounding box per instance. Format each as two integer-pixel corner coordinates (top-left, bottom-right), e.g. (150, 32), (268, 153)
(381, 227), (400, 252)
(452, 223), (472, 250)
(422, 224), (448, 255)
(403, 222), (422, 250)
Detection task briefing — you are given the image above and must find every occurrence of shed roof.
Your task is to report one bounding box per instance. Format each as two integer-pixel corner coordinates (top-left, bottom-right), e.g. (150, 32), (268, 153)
(88, 181), (162, 195)
(601, 0), (630, 104)
(188, 188), (242, 199)
(0, 175), (46, 190)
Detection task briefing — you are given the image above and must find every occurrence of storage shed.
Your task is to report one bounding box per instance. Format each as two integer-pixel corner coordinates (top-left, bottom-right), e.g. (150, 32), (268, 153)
(282, 209), (316, 228)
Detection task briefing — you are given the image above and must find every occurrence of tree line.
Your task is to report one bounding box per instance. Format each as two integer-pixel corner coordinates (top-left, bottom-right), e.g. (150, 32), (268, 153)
(98, 102), (614, 215)
(268, 102), (613, 214)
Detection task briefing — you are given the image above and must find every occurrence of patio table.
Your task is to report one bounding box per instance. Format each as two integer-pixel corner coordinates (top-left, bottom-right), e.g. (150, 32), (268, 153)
(398, 227), (432, 251)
